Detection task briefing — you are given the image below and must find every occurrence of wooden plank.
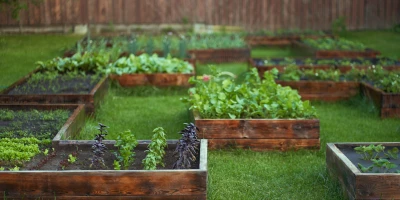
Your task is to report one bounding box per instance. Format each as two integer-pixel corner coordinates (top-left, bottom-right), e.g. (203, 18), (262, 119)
(116, 73), (194, 87)
(207, 138), (320, 151)
(196, 118), (320, 139)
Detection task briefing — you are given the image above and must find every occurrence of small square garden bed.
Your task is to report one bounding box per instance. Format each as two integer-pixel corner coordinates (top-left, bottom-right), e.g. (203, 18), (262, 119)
(0, 104), (86, 147)
(326, 142), (400, 200)
(0, 69), (109, 114)
(360, 82), (400, 118)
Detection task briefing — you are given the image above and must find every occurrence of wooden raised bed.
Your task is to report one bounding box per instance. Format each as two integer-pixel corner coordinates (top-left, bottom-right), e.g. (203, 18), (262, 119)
(293, 40), (381, 58)
(326, 142), (400, 200)
(245, 33), (335, 46)
(115, 73), (194, 87)
(0, 139), (208, 199)
(0, 104), (86, 147)
(276, 81), (360, 101)
(0, 69), (109, 114)
(193, 112), (320, 151)
(360, 82), (400, 118)
(188, 48), (250, 63)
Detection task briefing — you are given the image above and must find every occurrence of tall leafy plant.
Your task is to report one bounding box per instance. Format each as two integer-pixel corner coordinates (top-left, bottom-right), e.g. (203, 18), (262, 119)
(173, 123), (200, 169)
(142, 127), (167, 170)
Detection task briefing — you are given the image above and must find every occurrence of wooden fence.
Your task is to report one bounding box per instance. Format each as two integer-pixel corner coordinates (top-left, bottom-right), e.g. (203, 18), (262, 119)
(0, 0), (399, 31)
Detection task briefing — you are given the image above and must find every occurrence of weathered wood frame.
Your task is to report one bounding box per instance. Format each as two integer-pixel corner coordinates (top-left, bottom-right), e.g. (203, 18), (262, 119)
(113, 73), (194, 87)
(193, 111), (320, 151)
(326, 143), (400, 200)
(276, 81), (360, 101)
(0, 139), (208, 199)
(188, 48), (251, 63)
(0, 104), (86, 147)
(293, 40), (381, 58)
(0, 69), (109, 114)
(360, 82), (400, 118)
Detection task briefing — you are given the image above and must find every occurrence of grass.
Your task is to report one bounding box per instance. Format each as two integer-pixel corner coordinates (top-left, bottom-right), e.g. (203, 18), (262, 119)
(1, 31), (400, 199)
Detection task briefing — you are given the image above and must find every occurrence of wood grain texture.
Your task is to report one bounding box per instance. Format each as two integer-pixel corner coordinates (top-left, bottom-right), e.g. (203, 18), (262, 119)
(0, 140), (208, 199)
(188, 48), (250, 63)
(276, 81), (360, 101)
(116, 73), (194, 87)
(0, 0), (398, 31)
(193, 112), (320, 150)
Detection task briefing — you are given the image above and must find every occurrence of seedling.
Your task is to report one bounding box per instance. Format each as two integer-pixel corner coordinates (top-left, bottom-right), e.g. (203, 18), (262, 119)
(68, 154), (77, 164)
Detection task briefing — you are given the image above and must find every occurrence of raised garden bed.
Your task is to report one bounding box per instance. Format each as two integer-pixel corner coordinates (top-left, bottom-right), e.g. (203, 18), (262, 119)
(360, 82), (400, 118)
(0, 104), (86, 147)
(276, 81), (360, 101)
(293, 40), (381, 58)
(0, 139), (208, 199)
(326, 142), (400, 200)
(0, 69), (109, 114)
(245, 33), (335, 46)
(115, 73), (193, 87)
(193, 111), (320, 151)
(250, 57), (400, 74)
(188, 48), (251, 63)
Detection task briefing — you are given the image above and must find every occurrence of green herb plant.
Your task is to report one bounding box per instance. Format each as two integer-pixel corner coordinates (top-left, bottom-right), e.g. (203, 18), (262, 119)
(142, 127), (167, 170)
(114, 130), (138, 170)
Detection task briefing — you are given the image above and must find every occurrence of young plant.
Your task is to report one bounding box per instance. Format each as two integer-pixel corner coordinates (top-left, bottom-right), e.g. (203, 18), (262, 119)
(68, 154), (77, 164)
(142, 127), (168, 170)
(173, 123), (200, 169)
(90, 123), (108, 169)
(354, 144), (385, 160)
(114, 130), (138, 170)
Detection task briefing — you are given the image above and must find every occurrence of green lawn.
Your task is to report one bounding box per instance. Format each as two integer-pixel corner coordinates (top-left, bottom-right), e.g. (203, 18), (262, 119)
(1, 30), (400, 199)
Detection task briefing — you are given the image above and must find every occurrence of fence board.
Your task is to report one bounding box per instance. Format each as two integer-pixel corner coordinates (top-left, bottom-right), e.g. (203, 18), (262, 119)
(0, 0), (398, 31)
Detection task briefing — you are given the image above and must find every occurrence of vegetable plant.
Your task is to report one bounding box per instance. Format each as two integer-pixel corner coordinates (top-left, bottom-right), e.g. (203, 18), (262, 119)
(302, 38), (366, 51)
(90, 123), (108, 169)
(173, 123), (200, 169)
(354, 144), (400, 173)
(114, 130), (138, 170)
(182, 66), (317, 119)
(142, 127), (168, 170)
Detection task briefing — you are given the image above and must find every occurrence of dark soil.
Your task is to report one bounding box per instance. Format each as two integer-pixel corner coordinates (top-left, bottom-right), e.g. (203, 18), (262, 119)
(339, 145), (400, 173)
(0, 109), (71, 140)
(8, 74), (101, 95)
(23, 144), (200, 171)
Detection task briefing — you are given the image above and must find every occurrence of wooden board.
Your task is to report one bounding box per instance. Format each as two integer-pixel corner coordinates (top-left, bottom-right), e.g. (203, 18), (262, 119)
(188, 48), (250, 63)
(0, 70), (109, 114)
(193, 111), (320, 151)
(0, 140), (208, 199)
(115, 73), (194, 87)
(360, 82), (400, 118)
(326, 143), (400, 200)
(0, 104), (86, 148)
(277, 81), (360, 101)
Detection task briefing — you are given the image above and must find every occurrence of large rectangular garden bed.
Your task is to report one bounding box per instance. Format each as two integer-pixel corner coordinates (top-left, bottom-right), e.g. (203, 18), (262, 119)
(360, 82), (400, 118)
(0, 104), (86, 147)
(193, 112), (320, 151)
(0, 69), (109, 114)
(276, 81), (360, 101)
(293, 40), (380, 58)
(188, 48), (251, 63)
(326, 142), (400, 200)
(113, 73), (194, 87)
(0, 139), (208, 199)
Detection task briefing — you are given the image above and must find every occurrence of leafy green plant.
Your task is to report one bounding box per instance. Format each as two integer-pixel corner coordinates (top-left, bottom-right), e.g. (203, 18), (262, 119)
(0, 137), (43, 165)
(142, 127), (167, 170)
(355, 144), (400, 173)
(279, 64), (302, 81)
(9, 166), (20, 171)
(173, 123), (200, 169)
(68, 154), (77, 164)
(182, 67), (317, 119)
(90, 123), (108, 169)
(0, 167), (4, 171)
(302, 38), (366, 51)
(0, 109), (14, 121)
(331, 16), (347, 35)
(106, 53), (194, 75)
(379, 72), (400, 93)
(354, 144), (385, 160)
(187, 33), (246, 50)
(114, 130), (138, 170)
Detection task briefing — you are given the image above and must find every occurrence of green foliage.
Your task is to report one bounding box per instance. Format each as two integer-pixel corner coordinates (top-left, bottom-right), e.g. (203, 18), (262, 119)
(187, 33), (246, 50)
(0, 0), (42, 20)
(0, 166), (4, 171)
(36, 52), (110, 74)
(68, 154), (77, 164)
(379, 72), (400, 93)
(0, 109), (14, 121)
(355, 144), (399, 173)
(302, 38), (366, 51)
(302, 69), (340, 81)
(106, 53), (194, 75)
(142, 127), (167, 170)
(9, 166), (20, 171)
(113, 160), (121, 170)
(331, 16), (347, 35)
(114, 130), (138, 170)
(251, 29), (326, 37)
(182, 67), (317, 119)
(0, 137), (42, 164)
(279, 64), (302, 81)
(262, 57), (398, 67)
(354, 144), (385, 160)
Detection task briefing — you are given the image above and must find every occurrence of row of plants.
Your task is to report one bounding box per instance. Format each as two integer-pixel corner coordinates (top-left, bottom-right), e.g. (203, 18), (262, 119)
(257, 57), (399, 67)
(182, 67), (317, 119)
(275, 65), (400, 93)
(301, 38), (367, 51)
(354, 144), (399, 173)
(248, 29), (327, 37)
